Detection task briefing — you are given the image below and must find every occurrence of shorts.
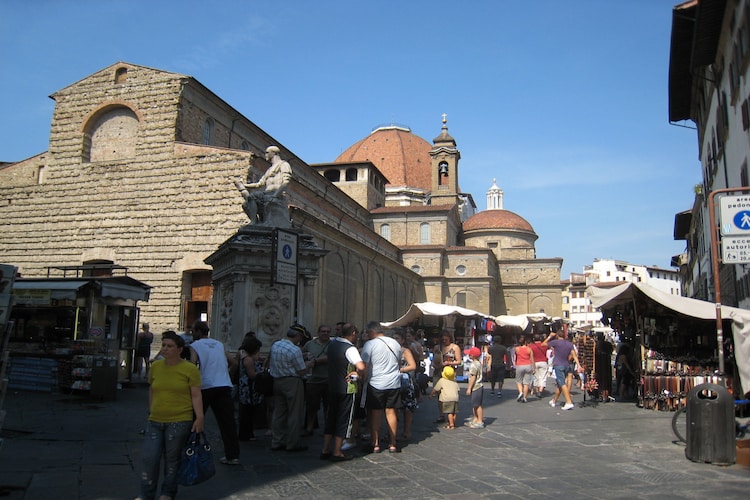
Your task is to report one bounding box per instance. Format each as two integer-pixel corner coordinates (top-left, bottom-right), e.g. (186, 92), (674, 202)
(365, 385), (402, 410)
(553, 365), (567, 387)
(515, 364), (534, 385)
(533, 362), (548, 388)
(489, 365), (506, 384)
(441, 401), (458, 414)
(470, 387), (483, 408)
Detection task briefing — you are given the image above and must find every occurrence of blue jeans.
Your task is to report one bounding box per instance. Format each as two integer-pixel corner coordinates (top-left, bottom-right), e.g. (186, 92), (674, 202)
(139, 420), (192, 500)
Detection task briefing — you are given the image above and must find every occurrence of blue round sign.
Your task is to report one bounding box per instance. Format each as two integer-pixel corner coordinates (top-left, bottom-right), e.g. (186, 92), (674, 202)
(733, 210), (750, 231)
(282, 244), (292, 260)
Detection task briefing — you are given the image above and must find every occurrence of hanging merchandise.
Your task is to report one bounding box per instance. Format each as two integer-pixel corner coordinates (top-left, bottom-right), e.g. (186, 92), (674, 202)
(588, 282), (750, 410)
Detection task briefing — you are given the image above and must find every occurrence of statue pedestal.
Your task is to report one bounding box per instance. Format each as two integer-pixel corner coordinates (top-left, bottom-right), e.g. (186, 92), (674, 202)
(205, 226), (327, 352)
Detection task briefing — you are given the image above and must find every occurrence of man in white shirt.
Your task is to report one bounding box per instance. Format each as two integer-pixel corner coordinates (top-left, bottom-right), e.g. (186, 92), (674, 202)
(360, 321), (402, 453)
(189, 321), (240, 464)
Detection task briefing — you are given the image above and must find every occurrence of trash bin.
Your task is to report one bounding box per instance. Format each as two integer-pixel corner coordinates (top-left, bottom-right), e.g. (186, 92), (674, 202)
(91, 356), (118, 400)
(685, 382), (735, 465)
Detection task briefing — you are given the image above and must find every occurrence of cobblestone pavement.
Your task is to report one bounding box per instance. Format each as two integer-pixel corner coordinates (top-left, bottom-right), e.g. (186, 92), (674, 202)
(0, 383), (748, 499)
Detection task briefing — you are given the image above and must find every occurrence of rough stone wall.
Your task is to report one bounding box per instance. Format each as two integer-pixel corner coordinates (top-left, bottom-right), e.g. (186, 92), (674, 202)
(0, 146), (252, 332)
(373, 208), (459, 248)
(0, 62), (421, 334)
(499, 260), (563, 317)
(49, 64), (183, 165)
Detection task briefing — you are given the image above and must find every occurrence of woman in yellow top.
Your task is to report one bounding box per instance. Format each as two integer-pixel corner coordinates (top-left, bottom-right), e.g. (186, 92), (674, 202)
(136, 331), (204, 500)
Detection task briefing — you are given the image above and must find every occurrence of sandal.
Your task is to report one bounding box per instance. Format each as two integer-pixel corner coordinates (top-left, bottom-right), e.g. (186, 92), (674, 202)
(388, 446), (400, 453)
(442, 425), (455, 430)
(372, 445), (381, 453)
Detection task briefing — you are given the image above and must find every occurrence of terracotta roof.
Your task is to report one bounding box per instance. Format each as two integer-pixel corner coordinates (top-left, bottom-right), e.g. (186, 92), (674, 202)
(463, 209), (535, 233)
(335, 126), (432, 190)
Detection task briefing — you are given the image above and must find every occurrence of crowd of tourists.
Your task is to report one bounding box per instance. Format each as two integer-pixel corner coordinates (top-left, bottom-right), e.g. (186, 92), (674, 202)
(133, 318), (631, 500)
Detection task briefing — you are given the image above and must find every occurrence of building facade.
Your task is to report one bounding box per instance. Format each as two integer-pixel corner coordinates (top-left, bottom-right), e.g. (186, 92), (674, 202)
(563, 259), (681, 329)
(1, 61), (562, 347)
(669, 0), (750, 308)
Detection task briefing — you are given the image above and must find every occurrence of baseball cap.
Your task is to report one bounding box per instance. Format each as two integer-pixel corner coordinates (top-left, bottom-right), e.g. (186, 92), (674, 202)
(464, 346), (481, 358)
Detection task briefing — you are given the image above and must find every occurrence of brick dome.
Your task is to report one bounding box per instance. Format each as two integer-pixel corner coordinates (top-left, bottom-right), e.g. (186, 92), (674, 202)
(334, 125), (432, 190)
(463, 209), (535, 233)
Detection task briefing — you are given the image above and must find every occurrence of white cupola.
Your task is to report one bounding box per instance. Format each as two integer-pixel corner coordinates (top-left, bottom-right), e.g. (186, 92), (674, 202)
(486, 178), (504, 210)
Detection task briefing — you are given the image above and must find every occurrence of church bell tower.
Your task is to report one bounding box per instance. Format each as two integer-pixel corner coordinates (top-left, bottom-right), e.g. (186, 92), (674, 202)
(429, 114), (461, 206)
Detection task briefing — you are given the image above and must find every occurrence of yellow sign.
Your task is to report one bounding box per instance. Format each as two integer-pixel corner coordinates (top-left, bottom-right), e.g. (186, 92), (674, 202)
(13, 288), (51, 305)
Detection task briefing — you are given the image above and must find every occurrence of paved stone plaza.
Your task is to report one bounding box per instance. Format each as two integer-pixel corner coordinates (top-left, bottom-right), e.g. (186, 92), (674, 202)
(0, 383), (748, 499)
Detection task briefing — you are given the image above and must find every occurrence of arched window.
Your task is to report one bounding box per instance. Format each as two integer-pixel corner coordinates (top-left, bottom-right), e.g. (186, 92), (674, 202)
(420, 222), (430, 244)
(83, 105), (139, 162)
(202, 118), (215, 145)
(380, 224), (391, 241)
(346, 168), (358, 181)
(324, 169), (340, 182)
(114, 67), (128, 84)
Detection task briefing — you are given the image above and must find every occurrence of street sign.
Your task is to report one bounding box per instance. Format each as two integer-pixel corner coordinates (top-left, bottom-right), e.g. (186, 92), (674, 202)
(721, 235), (750, 264)
(719, 195), (750, 235)
(273, 229), (298, 285)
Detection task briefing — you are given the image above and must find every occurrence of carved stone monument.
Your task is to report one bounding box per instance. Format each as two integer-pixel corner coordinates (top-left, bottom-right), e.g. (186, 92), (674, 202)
(207, 147), (326, 352)
(234, 145), (292, 229)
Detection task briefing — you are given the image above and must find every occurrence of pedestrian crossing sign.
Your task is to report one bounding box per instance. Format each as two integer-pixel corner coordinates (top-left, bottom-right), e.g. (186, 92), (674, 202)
(719, 195), (750, 235)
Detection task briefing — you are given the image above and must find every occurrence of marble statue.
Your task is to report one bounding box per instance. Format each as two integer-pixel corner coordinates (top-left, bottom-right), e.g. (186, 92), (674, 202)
(235, 145), (292, 227)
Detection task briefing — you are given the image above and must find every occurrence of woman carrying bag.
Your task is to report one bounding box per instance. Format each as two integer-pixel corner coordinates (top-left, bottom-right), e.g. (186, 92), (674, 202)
(237, 335), (264, 441)
(136, 331), (204, 500)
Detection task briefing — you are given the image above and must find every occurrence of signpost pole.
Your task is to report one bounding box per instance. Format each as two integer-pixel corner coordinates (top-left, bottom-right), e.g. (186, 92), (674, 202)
(708, 189), (726, 375)
(708, 187), (750, 375)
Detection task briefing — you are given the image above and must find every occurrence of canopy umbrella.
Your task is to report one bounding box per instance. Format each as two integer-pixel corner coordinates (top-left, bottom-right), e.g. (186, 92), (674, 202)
(381, 302), (489, 328)
(587, 282), (750, 394)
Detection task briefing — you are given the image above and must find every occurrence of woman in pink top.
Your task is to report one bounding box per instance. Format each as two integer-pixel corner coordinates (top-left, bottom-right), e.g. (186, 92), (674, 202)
(512, 335), (535, 403)
(529, 335), (549, 398)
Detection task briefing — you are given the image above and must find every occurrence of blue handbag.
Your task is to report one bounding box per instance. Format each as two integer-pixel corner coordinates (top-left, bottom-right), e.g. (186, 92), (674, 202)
(176, 432), (216, 486)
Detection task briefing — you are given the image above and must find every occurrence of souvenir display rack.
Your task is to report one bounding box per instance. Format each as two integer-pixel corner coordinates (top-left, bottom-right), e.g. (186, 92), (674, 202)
(57, 340), (97, 393)
(601, 301), (733, 411)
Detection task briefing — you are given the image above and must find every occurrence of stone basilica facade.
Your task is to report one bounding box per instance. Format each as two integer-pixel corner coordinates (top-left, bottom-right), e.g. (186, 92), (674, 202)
(0, 62), (562, 345)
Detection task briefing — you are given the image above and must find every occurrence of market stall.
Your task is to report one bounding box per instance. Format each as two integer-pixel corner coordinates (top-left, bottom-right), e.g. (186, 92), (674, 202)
(8, 273), (150, 398)
(588, 282), (750, 409)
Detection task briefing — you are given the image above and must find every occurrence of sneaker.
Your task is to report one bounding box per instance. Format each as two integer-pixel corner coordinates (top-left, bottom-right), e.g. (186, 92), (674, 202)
(341, 441), (356, 451)
(497, 392), (502, 398)
(490, 390), (495, 395)
(468, 421), (485, 429)
(220, 457), (241, 465)
(516, 393), (523, 401)
(549, 399), (556, 408)
(562, 403), (575, 411)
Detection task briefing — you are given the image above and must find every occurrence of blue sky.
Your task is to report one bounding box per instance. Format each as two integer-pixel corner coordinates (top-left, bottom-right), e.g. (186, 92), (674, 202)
(0, 0), (699, 278)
